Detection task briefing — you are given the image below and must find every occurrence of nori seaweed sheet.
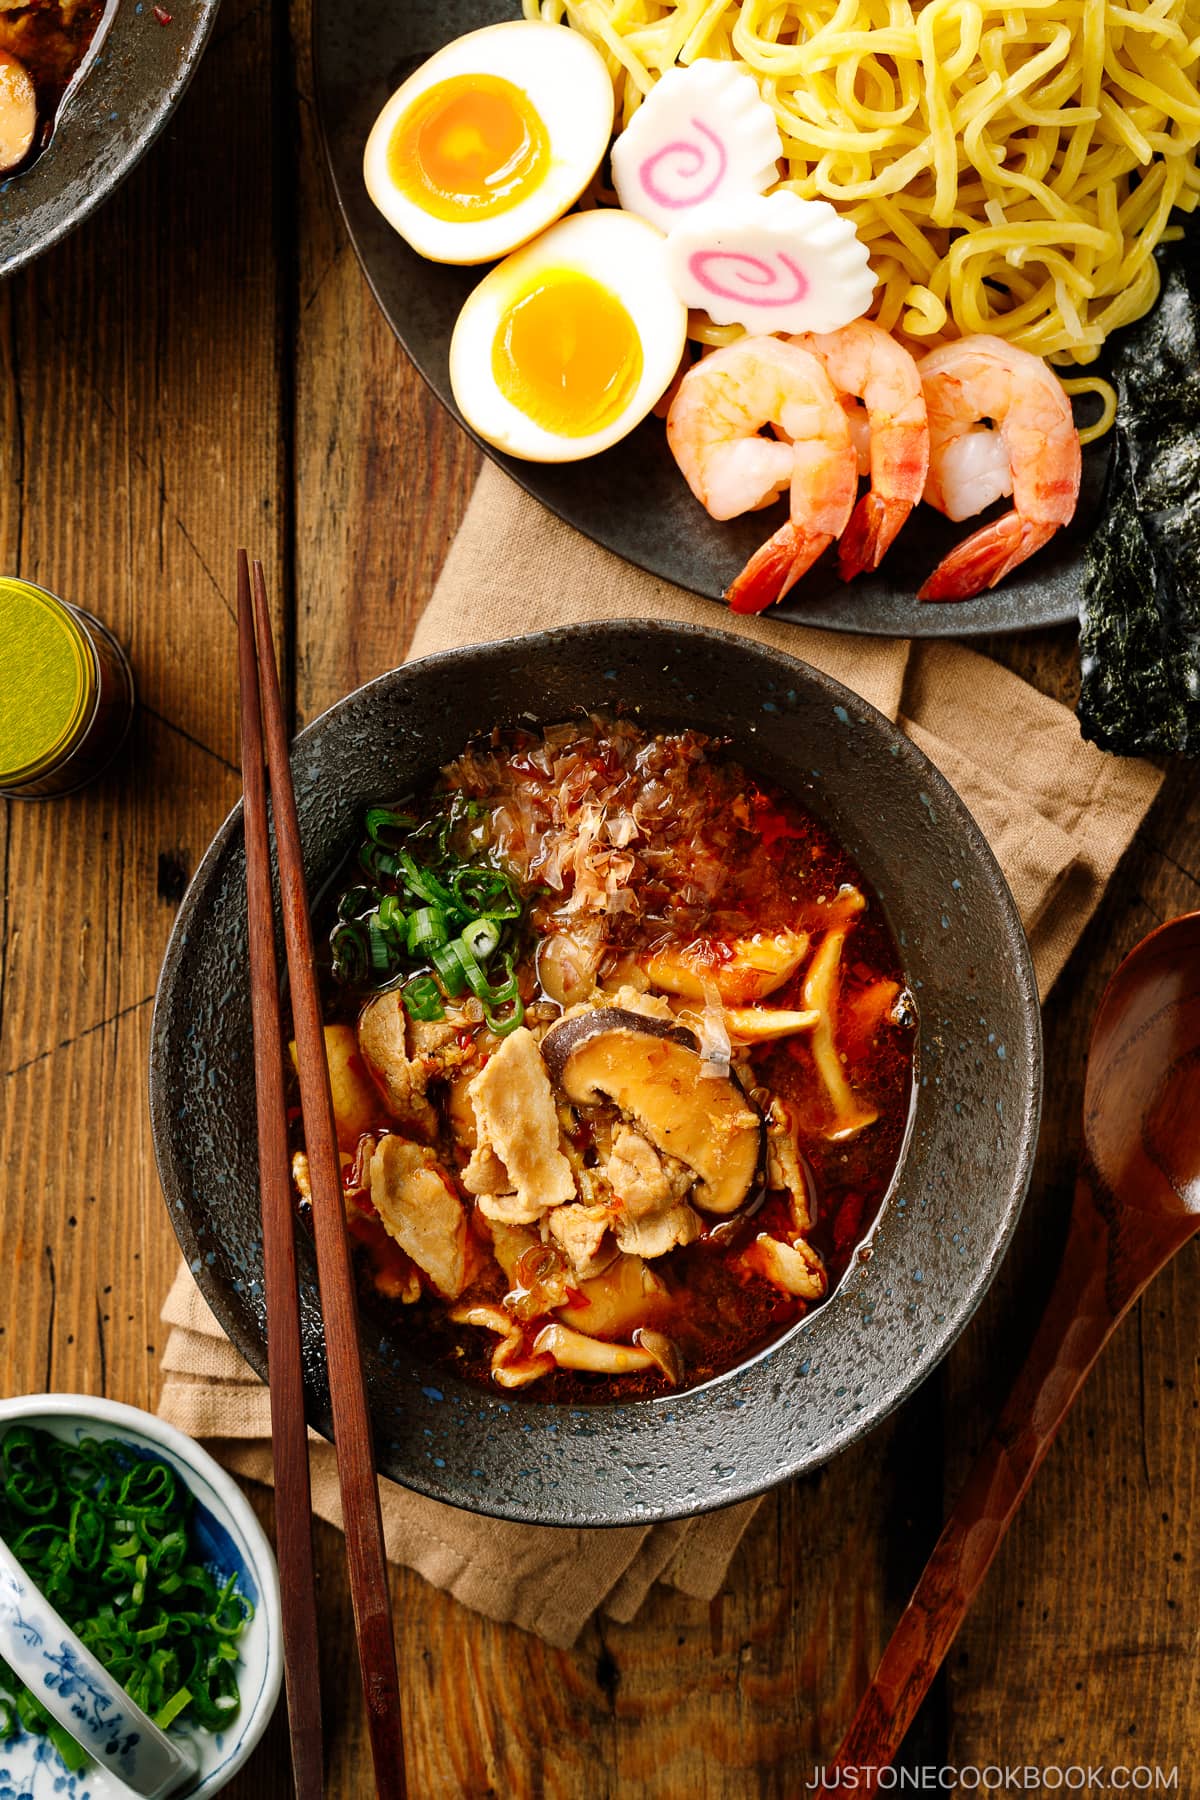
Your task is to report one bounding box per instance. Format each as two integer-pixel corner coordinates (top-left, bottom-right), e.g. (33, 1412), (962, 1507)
(1078, 239), (1200, 756)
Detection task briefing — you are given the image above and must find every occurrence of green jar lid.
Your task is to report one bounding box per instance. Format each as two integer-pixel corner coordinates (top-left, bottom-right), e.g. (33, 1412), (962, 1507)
(0, 579), (95, 788)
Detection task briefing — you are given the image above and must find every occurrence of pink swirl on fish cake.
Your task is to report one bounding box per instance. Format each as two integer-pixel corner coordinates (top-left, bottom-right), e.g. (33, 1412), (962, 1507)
(639, 119), (728, 211)
(687, 249), (810, 306)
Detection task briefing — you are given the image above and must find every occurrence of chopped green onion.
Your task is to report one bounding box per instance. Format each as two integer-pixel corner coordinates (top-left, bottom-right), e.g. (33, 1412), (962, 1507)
(366, 917), (394, 976)
(0, 1427), (253, 1758)
(336, 885), (372, 921)
(451, 866), (521, 919)
(479, 952), (524, 1036)
(69, 1497), (105, 1572)
(484, 950), (520, 1005)
(402, 975), (445, 1022)
(432, 935), (525, 1031)
(333, 806), (528, 1002)
(407, 906), (449, 958)
(405, 790), (478, 863)
(376, 894), (406, 935)
(186, 1655), (242, 1729)
(462, 917), (500, 962)
(430, 940), (470, 998)
(365, 807), (417, 844)
(397, 850), (457, 911)
(358, 842), (400, 881)
(455, 937), (495, 1003)
(153, 1685), (193, 1730)
(330, 919), (368, 984)
(2, 1428), (58, 1516)
(483, 993), (526, 1036)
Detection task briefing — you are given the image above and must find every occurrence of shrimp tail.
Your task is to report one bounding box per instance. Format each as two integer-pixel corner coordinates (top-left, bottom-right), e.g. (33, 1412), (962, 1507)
(726, 524), (803, 614)
(837, 492), (915, 581)
(726, 521), (830, 615)
(918, 511), (1058, 602)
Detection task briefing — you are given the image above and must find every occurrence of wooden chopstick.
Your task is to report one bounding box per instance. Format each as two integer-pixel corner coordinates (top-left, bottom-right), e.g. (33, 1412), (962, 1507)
(248, 556), (408, 1800)
(237, 551), (325, 1800)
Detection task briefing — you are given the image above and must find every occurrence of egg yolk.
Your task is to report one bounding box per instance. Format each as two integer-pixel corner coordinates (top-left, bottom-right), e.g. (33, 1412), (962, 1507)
(492, 272), (644, 439)
(389, 74), (550, 221)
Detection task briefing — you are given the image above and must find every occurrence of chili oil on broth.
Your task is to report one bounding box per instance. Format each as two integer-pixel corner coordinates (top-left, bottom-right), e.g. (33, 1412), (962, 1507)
(294, 716), (916, 1404)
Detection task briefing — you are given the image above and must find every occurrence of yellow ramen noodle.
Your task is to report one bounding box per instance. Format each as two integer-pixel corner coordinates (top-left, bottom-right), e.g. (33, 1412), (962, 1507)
(524, 0), (1200, 371)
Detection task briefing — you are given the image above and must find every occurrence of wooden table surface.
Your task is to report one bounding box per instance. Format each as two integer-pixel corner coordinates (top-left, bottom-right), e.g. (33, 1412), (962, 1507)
(1, 3), (1197, 1793)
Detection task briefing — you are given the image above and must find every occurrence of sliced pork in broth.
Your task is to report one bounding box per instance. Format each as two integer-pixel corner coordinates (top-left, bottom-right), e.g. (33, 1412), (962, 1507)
(291, 717), (916, 1400)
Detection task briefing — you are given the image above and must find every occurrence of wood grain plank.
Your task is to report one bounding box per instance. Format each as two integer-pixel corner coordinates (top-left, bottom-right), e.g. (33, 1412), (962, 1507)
(942, 787), (1200, 1784)
(291, 0), (478, 719)
(0, 723), (234, 1409)
(0, 0), (284, 1791)
(301, 1419), (938, 1800)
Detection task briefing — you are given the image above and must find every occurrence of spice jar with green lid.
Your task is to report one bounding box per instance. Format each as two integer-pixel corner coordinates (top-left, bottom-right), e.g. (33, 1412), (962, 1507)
(0, 578), (135, 799)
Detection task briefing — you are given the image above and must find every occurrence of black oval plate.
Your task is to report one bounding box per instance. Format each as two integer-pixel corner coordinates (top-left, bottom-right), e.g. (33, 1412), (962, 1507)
(0, 0), (220, 278)
(313, 0), (1102, 637)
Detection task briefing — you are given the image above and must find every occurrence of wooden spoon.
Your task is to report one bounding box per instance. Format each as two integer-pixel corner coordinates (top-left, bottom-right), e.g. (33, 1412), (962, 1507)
(816, 910), (1200, 1795)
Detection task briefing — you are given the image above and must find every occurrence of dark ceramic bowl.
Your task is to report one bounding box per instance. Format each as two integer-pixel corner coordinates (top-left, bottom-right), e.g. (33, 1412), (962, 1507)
(0, 0), (220, 277)
(150, 621), (1041, 1526)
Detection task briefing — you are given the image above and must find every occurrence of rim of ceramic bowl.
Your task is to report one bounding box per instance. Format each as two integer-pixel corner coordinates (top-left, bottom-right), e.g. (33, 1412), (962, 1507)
(0, 1394), (282, 1795)
(149, 618), (1043, 1525)
(0, 0), (222, 278)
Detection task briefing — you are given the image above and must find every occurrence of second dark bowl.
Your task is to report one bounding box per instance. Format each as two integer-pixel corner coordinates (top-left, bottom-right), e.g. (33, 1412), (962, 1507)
(0, 0), (221, 277)
(149, 621), (1041, 1526)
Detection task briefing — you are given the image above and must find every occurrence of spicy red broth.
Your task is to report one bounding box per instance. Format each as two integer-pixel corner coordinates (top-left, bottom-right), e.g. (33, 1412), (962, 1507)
(294, 717), (916, 1401)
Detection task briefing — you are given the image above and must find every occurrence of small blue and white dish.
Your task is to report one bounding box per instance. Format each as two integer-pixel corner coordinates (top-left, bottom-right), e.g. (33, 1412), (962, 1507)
(0, 1396), (282, 1799)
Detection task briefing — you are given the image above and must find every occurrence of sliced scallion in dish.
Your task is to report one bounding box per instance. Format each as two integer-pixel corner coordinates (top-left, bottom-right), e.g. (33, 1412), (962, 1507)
(0, 1425), (254, 1769)
(330, 794), (527, 1035)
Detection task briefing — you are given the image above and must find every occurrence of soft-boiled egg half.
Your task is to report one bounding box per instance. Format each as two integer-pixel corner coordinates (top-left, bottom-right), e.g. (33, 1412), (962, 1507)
(449, 210), (688, 462)
(363, 21), (614, 266)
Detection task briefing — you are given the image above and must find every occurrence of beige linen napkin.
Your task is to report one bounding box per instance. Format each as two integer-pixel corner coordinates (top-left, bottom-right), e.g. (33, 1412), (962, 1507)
(158, 463), (1163, 1647)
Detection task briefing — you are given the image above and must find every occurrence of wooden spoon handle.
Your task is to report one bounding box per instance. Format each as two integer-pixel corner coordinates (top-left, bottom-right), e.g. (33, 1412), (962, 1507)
(814, 1168), (1186, 1796)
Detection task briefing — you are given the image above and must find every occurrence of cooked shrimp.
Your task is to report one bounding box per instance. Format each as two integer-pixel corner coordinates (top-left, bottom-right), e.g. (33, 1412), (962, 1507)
(791, 321), (929, 580)
(666, 335), (858, 614)
(918, 335), (1082, 602)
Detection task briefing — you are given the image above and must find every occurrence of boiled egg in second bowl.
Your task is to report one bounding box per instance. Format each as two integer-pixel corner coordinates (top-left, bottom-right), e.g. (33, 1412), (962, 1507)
(363, 21), (614, 266)
(449, 210), (688, 463)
